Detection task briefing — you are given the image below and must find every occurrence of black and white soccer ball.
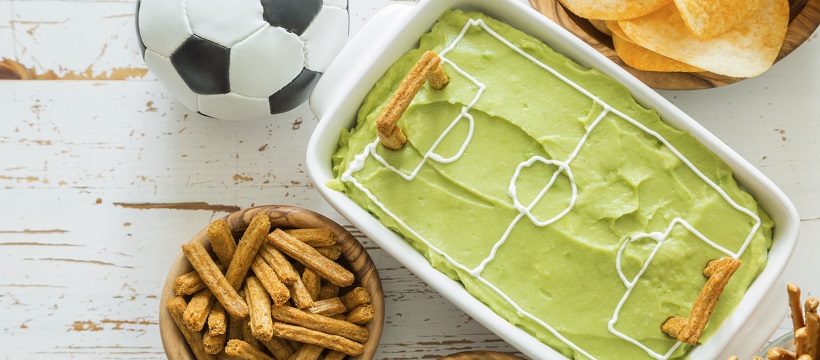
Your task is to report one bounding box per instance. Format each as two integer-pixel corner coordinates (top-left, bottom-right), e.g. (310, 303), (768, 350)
(136, 0), (348, 120)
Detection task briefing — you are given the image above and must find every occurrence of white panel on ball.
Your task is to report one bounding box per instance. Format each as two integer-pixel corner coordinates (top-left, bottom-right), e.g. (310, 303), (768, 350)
(301, 6), (348, 73)
(198, 92), (270, 121)
(186, 0), (267, 48)
(143, 50), (199, 112)
(323, 0), (347, 9)
(230, 25), (304, 98)
(138, 0), (192, 57)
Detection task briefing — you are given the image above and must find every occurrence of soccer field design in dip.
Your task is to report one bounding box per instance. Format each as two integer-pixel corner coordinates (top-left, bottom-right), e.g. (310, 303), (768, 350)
(339, 17), (763, 360)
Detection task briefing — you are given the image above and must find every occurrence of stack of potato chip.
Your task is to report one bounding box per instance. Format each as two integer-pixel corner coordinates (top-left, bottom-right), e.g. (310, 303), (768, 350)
(558, 0), (790, 77)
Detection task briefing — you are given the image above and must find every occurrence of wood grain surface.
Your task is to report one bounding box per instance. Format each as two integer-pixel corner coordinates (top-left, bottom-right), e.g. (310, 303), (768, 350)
(0, 0), (818, 359)
(529, 0), (820, 89)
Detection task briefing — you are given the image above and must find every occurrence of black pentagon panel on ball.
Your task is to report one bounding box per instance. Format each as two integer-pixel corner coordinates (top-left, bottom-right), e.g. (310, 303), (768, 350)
(268, 68), (321, 114)
(135, 0), (146, 58)
(260, 0), (322, 35)
(170, 35), (230, 95)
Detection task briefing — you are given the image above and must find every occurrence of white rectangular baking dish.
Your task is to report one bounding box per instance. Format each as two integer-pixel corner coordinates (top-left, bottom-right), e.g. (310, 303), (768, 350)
(305, 0), (800, 358)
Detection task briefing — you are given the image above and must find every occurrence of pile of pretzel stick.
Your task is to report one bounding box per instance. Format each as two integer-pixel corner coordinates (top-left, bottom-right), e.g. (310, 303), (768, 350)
(166, 214), (376, 360)
(728, 283), (819, 360)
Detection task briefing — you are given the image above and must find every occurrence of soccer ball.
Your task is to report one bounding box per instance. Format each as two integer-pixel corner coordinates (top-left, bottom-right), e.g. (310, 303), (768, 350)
(135, 0), (349, 120)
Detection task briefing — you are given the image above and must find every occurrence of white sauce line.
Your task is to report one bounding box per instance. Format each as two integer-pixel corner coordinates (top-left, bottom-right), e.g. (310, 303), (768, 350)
(340, 18), (761, 360)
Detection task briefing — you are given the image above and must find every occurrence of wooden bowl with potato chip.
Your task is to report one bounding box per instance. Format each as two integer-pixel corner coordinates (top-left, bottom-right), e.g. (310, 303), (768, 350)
(158, 205), (384, 360)
(530, 0), (820, 89)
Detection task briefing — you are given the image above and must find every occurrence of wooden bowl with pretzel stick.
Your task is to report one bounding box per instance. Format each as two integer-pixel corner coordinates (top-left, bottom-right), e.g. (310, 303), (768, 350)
(158, 205), (384, 360)
(727, 283), (820, 360)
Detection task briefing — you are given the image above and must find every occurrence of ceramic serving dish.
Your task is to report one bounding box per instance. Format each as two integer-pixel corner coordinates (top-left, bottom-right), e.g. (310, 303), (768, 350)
(305, 0), (800, 358)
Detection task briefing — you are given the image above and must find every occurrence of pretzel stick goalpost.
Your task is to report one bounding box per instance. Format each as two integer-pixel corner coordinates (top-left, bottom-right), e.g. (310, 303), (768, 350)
(376, 51), (450, 150)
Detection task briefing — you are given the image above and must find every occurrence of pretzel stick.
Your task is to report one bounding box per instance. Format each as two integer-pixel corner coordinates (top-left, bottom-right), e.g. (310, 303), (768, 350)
(259, 242), (299, 285)
(346, 304), (375, 325)
(376, 51), (449, 150)
(316, 245), (342, 261)
(268, 229), (354, 287)
(208, 219), (237, 265)
(661, 317), (686, 339)
(796, 327), (809, 357)
(225, 214), (270, 290)
(184, 289), (215, 331)
(273, 305), (369, 342)
(166, 296), (217, 360)
(174, 262), (229, 296)
(250, 255), (290, 306)
(260, 336), (295, 360)
(806, 298), (819, 359)
(302, 268), (322, 301)
(318, 283), (340, 300)
(341, 287), (371, 311)
(182, 242), (248, 318)
(202, 330), (226, 355)
(224, 339), (274, 360)
(241, 312), (262, 350)
(289, 344), (324, 360)
(663, 257), (742, 344)
(272, 322), (364, 356)
(766, 348), (796, 360)
(324, 351), (347, 360)
(207, 302), (226, 336)
(427, 57), (450, 89)
(174, 270), (207, 295)
(288, 274), (316, 309)
(789, 283), (807, 330)
(306, 298), (347, 317)
(702, 259), (720, 277)
(245, 276), (274, 341)
(285, 228), (337, 247)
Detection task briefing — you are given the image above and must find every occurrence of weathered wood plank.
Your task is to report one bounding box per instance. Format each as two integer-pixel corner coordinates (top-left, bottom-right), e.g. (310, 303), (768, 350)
(0, 0), (817, 359)
(2, 0), (147, 80)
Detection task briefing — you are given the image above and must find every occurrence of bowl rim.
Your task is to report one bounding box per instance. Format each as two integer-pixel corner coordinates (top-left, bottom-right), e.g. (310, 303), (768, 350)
(158, 205), (385, 360)
(756, 330), (796, 357)
(305, 0), (800, 359)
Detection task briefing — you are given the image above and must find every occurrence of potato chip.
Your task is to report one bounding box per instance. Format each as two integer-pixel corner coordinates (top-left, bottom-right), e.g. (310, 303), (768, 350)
(607, 20), (703, 72)
(673, 0), (766, 40)
(557, 0), (673, 21)
(612, 33), (703, 72)
(618, 0), (788, 78)
(588, 19), (612, 36)
(605, 21), (632, 43)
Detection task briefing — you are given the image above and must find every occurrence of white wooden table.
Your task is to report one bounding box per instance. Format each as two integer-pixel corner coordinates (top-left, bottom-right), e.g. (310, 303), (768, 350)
(0, 0), (817, 358)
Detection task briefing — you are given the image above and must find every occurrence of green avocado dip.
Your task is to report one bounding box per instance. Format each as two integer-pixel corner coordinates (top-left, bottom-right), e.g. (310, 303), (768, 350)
(328, 9), (773, 360)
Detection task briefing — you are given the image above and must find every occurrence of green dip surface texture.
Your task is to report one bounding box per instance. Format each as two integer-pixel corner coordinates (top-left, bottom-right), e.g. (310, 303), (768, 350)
(329, 9), (773, 360)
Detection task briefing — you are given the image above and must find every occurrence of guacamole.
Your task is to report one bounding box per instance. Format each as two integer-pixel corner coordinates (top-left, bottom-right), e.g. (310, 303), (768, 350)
(329, 9), (772, 360)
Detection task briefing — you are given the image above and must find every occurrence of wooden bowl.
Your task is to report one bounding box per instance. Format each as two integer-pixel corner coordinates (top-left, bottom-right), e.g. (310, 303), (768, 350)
(158, 205), (384, 360)
(439, 351), (526, 360)
(529, 0), (820, 89)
